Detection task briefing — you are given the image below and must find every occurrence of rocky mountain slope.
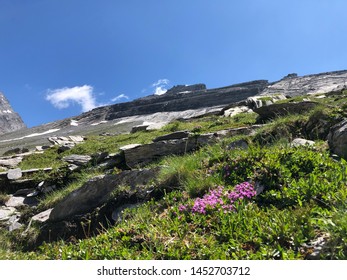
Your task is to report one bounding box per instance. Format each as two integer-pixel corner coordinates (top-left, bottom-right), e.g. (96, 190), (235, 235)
(1, 69), (347, 260)
(0, 92), (26, 135)
(0, 70), (346, 156)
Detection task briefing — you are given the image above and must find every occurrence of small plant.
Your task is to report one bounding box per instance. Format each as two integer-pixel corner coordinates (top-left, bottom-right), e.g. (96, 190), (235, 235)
(0, 193), (9, 205)
(192, 125), (202, 134)
(179, 182), (256, 215)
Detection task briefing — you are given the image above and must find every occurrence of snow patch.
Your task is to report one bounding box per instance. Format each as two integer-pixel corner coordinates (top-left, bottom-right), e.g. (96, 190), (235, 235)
(70, 120), (79, 126)
(0, 129), (60, 143)
(2, 110), (12, 114)
(90, 121), (108, 126)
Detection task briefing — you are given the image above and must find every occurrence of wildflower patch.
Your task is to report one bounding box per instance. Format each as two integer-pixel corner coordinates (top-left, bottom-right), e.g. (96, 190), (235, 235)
(179, 182), (256, 215)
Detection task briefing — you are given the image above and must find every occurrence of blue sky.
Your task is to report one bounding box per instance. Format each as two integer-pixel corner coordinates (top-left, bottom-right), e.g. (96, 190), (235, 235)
(1, 0), (347, 127)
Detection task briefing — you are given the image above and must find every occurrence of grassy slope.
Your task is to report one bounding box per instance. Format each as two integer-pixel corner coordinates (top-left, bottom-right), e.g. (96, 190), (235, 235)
(1, 91), (347, 259)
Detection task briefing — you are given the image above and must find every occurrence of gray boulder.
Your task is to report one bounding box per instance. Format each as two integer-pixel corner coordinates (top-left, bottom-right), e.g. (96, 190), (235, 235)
(7, 168), (22, 180)
(224, 106), (252, 117)
(328, 119), (347, 159)
(291, 138), (315, 147)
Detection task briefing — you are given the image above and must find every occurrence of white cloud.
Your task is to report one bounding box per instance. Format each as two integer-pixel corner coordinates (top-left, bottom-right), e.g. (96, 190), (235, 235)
(152, 79), (169, 87)
(152, 79), (170, 95)
(111, 94), (129, 102)
(46, 85), (97, 112)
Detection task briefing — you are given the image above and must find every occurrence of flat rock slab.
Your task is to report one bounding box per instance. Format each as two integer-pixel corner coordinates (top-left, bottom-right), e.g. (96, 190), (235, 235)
(122, 139), (199, 168)
(119, 144), (142, 151)
(49, 168), (159, 222)
(5, 196), (25, 207)
(5, 195), (38, 208)
(62, 155), (92, 166)
(153, 131), (190, 142)
(0, 157), (23, 168)
(32, 208), (53, 223)
(0, 207), (16, 221)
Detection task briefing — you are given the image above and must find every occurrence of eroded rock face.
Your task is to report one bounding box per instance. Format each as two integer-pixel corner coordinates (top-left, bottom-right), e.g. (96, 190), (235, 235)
(253, 101), (319, 122)
(0, 92), (26, 135)
(121, 136), (217, 168)
(262, 70), (347, 97)
(328, 119), (347, 159)
(49, 168), (159, 221)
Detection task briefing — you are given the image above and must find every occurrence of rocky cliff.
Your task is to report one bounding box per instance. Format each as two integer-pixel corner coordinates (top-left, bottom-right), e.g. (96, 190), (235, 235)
(75, 80), (268, 124)
(0, 92), (26, 135)
(262, 70), (347, 97)
(0, 69), (346, 155)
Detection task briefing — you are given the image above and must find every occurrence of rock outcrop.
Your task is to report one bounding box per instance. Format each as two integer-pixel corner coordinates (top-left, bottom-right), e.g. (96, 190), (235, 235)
(78, 80), (268, 122)
(0, 92), (26, 135)
(253, 101), (319, 122)
(262, 70), (347, 97)
(49, 168), (159, 221)
(328, 119), (347, 159)
(1, 70), (347, 156)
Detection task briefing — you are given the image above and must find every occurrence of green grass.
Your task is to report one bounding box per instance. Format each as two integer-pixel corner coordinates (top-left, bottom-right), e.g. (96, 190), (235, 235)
(28, 144), (347, 260)
(0, 192), (9, 204)
(17, 114), (257, 171)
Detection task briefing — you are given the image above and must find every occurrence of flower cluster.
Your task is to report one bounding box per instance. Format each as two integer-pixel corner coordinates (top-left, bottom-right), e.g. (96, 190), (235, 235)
(179, 182), (256, 215)
(191, 186), (224, 214)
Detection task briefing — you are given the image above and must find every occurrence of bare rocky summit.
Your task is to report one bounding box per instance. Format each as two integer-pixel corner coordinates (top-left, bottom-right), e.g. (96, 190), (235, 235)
(0, 92), (26, 135)
(262, 70), (347, 97)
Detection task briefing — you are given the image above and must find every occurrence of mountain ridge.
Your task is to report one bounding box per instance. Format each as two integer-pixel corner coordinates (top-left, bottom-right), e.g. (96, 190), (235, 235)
(0, 69), (346, 155)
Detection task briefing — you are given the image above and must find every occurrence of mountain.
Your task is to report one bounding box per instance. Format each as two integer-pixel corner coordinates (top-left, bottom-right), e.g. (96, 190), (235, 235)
(0, 69), (346, 155)
(1, 69), (347, 260)
(0, 92), (26, 135)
